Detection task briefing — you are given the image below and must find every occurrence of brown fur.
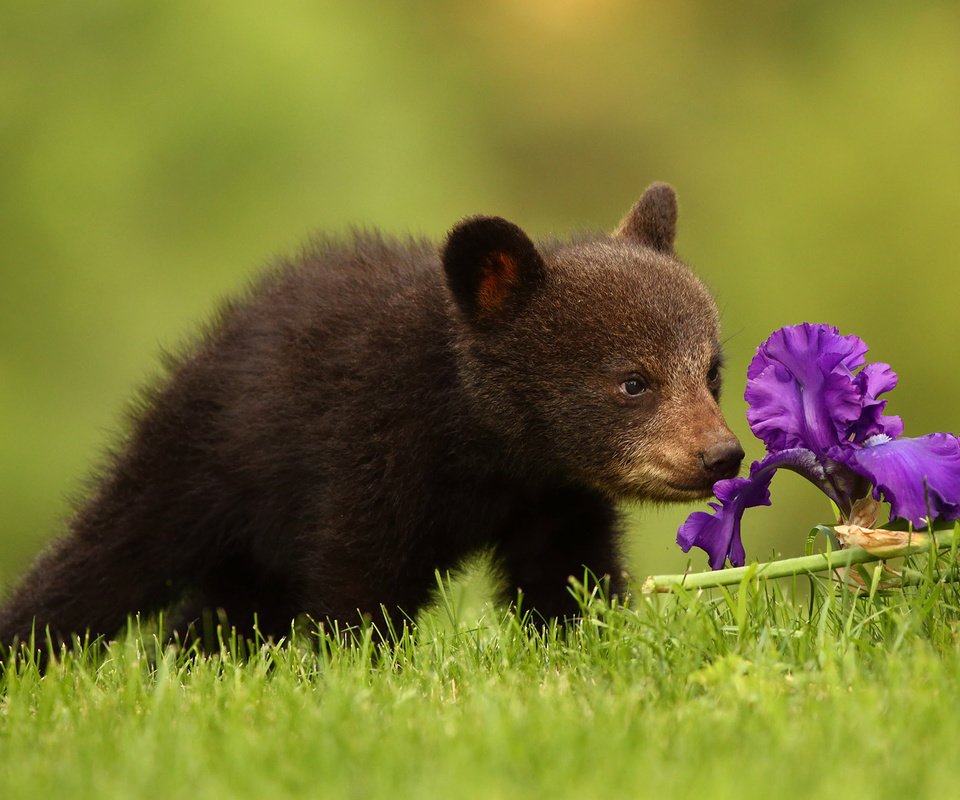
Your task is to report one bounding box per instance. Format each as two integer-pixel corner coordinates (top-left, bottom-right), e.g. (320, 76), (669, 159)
(0, 183), (743, 653)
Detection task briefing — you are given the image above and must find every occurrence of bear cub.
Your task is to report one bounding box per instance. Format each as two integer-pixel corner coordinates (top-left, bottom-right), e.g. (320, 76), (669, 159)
(0, 182), (743, 651)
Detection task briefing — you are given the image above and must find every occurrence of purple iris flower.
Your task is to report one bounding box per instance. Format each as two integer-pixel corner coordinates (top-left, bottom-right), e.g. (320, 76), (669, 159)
(678, 323), (960, 570)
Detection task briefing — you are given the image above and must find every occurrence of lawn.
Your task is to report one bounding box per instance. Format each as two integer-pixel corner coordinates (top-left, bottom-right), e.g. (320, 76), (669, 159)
(2, 559), (960, 800)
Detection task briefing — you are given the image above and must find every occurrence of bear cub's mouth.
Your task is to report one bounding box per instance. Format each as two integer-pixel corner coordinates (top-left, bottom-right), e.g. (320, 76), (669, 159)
(664, 480), (721, 499)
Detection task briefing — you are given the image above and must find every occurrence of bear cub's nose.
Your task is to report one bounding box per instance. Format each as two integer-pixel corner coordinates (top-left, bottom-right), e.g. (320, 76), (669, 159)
(700, 439), (745, 479)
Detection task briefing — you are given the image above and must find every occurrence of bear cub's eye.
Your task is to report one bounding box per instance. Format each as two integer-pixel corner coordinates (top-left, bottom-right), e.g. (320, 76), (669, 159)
(620, 377), (648, 397)
(706, 358), (723, 399)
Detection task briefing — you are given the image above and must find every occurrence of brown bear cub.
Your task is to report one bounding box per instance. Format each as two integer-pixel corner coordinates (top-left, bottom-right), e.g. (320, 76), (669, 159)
(0, 183), (743, 652)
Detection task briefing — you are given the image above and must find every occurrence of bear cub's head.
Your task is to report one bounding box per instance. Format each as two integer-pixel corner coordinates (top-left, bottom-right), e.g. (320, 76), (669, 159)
(442, 182), (743, 502)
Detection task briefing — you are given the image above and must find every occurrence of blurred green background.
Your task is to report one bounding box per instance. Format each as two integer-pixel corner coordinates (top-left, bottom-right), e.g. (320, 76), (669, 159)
(2, 1), (959, 590)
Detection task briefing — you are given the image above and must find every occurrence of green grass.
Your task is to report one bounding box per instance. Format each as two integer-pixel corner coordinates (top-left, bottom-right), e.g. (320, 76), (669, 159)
(3, 563), (960, 800)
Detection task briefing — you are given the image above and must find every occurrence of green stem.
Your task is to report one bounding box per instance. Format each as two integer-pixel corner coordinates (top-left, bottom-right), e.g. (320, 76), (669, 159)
(897, 565), (960, 587)
(642, 528), (960, 594)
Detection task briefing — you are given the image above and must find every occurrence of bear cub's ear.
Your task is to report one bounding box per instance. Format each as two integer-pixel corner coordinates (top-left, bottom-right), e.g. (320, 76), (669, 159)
(442, 216), (546, 318)
(614, 182), (678, 253)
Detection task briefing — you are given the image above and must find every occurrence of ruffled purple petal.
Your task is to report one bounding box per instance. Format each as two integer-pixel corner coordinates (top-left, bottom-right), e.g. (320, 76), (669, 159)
(745, 323), (867, 380)
(745, 324), (867, 456)
(833, 433), (960, 525)
(849, 362), (904, 442)
(678, 448), (832, 569)
(856, 361), (898, 397)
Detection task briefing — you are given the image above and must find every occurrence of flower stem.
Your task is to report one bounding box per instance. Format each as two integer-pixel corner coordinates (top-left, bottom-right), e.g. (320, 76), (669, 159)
(642, 527), (960, 594)
(897, 565), (960, 587)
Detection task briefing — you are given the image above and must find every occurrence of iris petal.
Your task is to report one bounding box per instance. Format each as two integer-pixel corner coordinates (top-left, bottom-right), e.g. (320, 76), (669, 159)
(834, 433), (960, 525)
(745, 324), (867, 455)
(849, 362), (904, 442)
(678, 448), (830, 569)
